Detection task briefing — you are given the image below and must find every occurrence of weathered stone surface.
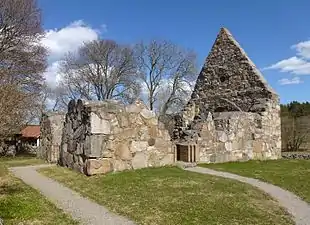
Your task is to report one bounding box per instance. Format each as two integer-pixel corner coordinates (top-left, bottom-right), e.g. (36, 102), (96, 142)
(140, 108), (156, 119)
(167, 27), (281, 164)
(115, 143), (132, 160)
(160, 154), (174, 166)
(57, 99), (173, 175)
(90, 112), (111, 134)
(253, 140), (264, 153)
(113, 159), (131, 171)
(86, 159), (112, 175)
(38, 112), (65, 163)
(86, 135), (106, 157)
(125, 104), (142, 113)
(132, 152), (148, 169)
(130, 141), (148, 153)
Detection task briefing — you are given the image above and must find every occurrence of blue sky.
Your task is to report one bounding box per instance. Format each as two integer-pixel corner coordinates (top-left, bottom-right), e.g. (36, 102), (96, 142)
(38, 0), (310, 104)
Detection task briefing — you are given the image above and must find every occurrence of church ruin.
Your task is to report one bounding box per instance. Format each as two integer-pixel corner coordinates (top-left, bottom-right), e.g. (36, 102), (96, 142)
(39, 27), (281, 175)
(171, 27), (281, 163)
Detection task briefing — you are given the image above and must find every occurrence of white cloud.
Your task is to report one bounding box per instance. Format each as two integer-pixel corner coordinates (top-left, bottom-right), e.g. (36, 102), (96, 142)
(41, 20), (100, 62)
(42, 20), (103, 86)
(265, 39), (310, 75)
(44, 61), (64, 87)
(278, 77), (303, 85)
(292, 40), (310, 59)
(266, 56), (310, 75)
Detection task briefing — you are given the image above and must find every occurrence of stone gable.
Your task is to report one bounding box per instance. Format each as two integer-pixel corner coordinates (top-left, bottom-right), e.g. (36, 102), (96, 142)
(171, 27), (281, 163)
(190, 28), (278, 114)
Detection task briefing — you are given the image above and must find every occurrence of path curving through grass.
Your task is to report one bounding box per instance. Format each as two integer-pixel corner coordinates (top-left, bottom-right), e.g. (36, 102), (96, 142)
(39, 166), (294, 225)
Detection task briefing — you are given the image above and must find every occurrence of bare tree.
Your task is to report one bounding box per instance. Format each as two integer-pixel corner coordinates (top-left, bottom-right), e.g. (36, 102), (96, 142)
(134, 40), (198, 115)
(0, 0), (46, 138)
(60, 39), (140, 104)
(282, 115), (310, 152)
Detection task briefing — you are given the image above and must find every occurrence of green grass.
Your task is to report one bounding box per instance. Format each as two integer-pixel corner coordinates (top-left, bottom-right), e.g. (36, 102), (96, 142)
(40, 166), (293, 225)
(0, 155), (46, 167)
(199, 159), (310, 203)
(0, 156), (78, 225)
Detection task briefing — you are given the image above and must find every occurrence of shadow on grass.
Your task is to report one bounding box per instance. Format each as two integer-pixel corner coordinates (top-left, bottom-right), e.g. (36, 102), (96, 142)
(0, 182), (22, 195)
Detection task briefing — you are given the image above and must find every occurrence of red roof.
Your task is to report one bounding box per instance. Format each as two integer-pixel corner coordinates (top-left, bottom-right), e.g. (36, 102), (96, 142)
(21, 125), (40, 138)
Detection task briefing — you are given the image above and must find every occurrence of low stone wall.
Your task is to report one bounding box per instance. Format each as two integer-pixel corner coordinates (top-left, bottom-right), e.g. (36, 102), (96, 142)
(282, 152), (310, 160)
(38, 112), (65, 163)
(59, 99), (174, 175)
(196, 111), (281, 163)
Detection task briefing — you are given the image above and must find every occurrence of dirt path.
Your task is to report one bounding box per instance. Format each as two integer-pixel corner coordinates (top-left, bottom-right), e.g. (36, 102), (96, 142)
(10, 165), (136, 225)
(185, 166), (310, 225)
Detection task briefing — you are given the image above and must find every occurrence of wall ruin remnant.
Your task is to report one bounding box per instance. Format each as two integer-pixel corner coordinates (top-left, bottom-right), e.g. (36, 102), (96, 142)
(59, 99), (173, 175)
(171, 27), (281, 162)
(40, 27), (281, 175)
(38, 112), (65, 163)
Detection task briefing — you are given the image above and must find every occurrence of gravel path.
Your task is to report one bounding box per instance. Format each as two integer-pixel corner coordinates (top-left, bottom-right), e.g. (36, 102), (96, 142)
(10, 165), (136, 225)
(185, 166), (310, 225)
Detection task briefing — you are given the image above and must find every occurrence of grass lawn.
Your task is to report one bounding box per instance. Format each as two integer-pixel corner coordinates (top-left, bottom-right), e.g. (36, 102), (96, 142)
(199, 159), (310, 203)
(40, 166), (293, 225)
(0, 156), (78, 225)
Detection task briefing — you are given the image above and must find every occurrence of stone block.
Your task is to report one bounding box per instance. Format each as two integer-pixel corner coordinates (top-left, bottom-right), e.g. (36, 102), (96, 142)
(139, 126), (150, 140)
(147, 152), (160, 167)
(119, 115), (129, 127)
(130, 141), (148, 153)
(217, 131), (228, 142)
(120, 128), (137, 140)
(115, 143), (132, 160)
(253, 140), (264, 153)
(148, 126), (158, 138)
(224, 142), (232, 151)
(126, 104), (142, 113)
(90, 112), (111, 134)
(132, 152), (148, 169)
(129, 113), (144, 125)
(85, 135), (106, 157)
(160, 153), (174, 166)
(113, 159), (131, 171)
(86, 158), (112, 175)
(140, 108), (156, 119)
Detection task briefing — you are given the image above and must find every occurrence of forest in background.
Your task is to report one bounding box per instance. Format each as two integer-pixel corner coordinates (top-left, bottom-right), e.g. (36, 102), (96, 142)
(281, 101), (310, 152)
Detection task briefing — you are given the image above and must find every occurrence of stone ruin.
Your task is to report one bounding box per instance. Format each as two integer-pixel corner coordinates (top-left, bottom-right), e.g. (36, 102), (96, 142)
(39, 27), (281, 175)
(58, 99), (173, 175)
(38, 112), (65, 163)
(171, 28), (281, 162)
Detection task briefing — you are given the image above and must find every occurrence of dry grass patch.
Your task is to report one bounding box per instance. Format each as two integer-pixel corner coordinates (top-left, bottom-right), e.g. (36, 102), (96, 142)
(40, 166), (293, 225)
(200, 159), (310, 203)
(0, 156), (78, 225)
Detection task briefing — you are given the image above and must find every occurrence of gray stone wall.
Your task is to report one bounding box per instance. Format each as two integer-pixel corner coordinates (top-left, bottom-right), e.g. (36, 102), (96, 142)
(170, 27), (281, 163)
(38, 112), (65, 163)
(59, 99), (174, 175)
(196, 111), (281, 163)
(189, 28), (278, 113)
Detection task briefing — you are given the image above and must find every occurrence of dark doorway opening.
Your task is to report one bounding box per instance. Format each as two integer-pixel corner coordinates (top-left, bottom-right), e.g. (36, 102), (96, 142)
(176, 144), (197, 162)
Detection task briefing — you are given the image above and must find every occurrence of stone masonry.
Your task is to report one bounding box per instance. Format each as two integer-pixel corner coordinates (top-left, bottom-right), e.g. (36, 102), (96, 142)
(38, 112), (65, 163)
(171, 27), (281, 163)
(40, 27), (281, 175)
(59, 99), (173, 175)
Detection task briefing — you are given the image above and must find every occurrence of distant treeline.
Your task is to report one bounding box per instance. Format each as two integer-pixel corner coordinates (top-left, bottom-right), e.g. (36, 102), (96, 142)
(280, 101), (310, 152)
(281, 101), (310, 117)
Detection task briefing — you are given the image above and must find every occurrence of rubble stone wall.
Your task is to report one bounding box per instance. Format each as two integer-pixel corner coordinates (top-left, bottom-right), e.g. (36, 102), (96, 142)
(41, 27), (282, 175)
(59, 99), (173, 175)
(171, 27), (282, 163)
(197, 111), (281, 163)
(38, 112), (65, 163)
